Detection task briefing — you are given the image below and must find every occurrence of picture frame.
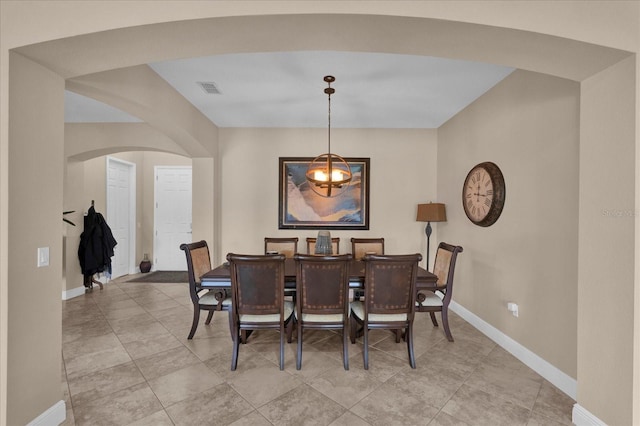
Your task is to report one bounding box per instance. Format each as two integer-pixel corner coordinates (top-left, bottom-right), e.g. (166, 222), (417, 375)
(279, 157), (370, 230)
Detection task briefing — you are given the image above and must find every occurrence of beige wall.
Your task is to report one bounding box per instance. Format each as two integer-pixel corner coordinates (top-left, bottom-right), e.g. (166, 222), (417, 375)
(64, 119), (200, 295)
(65, 127), (436, 291)
(1, 2), (639, 425)
(65, 123), (189, 161)
(66, 66), (218, 158)
(63, 160), (84, 291)
(218, 128), (438, 266)
(192, 157), (216, 260)
(438, 70), (580, 377)
(7, 52), (65, 425)
(579, 55), (636, 426)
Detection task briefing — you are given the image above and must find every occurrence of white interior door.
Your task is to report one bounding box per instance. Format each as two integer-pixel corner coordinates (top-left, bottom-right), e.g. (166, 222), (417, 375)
(154, 166), (192, 270)
(106, 157), (136, 279)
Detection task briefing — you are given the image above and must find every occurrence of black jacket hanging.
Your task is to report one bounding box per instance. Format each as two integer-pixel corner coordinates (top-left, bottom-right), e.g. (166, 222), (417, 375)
(78, 205), (117, 283)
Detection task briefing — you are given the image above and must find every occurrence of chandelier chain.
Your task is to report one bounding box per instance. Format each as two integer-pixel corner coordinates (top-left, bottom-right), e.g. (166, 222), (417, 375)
(327, 81), (331, 156)
(305, 75), (351, 198)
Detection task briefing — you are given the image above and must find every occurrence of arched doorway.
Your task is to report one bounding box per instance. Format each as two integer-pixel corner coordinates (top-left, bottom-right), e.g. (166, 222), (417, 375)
(2, 6), (637, 426)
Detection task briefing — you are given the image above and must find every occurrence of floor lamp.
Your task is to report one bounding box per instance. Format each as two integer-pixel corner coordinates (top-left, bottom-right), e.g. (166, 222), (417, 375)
(416, 203), (447, 271)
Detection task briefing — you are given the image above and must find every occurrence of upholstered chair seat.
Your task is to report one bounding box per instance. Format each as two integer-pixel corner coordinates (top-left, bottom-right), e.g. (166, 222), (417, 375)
(351, 301), (408, 322)
(294, 253), (352, 370)
(227, 253), (294, 371)
(200, 291), (232, 307)
(415, 290), (444, 307)
(415, 242), (463, 342)
(180, 240), (231, 340)
(296, 312), (345, 323)
(240, 300), (294, 323)
(350, 253), (422, 369)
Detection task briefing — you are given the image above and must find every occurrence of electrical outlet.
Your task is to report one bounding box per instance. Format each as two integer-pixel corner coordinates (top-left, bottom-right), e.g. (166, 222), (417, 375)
(507, 302), (519, 317)
(37, 247), (49, 267)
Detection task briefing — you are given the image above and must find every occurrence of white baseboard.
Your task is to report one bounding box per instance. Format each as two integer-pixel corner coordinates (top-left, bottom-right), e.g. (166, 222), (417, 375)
(451, 301), (604, 425)
(62, 285), (86, 300)
(449, 301), (577, 400)
(28, 400), (65, 426)
(62, 278), (111, 300)
(572, 403), (607, 426)
(54, 287), (603, 425)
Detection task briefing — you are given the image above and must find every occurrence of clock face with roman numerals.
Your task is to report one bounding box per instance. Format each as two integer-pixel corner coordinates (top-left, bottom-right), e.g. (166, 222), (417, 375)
(462, 162), (506, 227)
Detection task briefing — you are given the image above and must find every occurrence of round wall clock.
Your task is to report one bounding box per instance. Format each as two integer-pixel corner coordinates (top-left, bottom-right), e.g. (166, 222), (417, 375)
(462, 161), (506, 227)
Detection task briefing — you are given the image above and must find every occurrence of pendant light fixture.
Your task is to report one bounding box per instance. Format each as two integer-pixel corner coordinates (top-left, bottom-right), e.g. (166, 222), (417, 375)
(305, 75), (352, 197)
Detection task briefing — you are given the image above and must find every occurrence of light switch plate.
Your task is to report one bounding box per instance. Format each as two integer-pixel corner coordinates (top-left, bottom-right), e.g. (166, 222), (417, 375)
(37, 247), (49, 267)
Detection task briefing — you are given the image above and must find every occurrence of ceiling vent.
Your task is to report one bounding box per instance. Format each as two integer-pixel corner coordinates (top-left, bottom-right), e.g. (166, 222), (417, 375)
(196, 81), (221, 94)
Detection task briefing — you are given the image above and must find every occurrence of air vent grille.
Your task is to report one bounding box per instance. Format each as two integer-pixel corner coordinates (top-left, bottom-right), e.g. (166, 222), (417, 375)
(196, 81), (221, 94)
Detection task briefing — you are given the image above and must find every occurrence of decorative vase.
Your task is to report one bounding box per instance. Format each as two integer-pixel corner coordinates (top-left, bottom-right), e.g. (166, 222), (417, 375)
(315, 230), (333, 255)
(139, 253), (152, 273)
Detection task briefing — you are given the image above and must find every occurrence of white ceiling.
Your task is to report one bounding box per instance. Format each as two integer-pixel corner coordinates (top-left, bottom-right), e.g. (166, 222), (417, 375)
(64, 51), (514, 128)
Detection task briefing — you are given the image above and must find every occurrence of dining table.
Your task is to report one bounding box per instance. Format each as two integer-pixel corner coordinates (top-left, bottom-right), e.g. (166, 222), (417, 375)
(200, 258), (441, 291)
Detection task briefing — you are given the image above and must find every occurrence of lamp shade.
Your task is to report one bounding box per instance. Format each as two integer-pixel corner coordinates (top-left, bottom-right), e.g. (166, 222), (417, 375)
(416, 203), (447, 222)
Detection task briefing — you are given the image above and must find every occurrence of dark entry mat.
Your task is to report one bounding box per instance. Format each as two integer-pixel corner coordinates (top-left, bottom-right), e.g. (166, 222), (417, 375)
(126, 271), (188, 283)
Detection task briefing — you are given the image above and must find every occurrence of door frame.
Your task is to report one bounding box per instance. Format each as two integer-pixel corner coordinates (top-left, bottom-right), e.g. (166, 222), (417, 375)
(153, 165), (193, 271)
(106, 156), (137, 276)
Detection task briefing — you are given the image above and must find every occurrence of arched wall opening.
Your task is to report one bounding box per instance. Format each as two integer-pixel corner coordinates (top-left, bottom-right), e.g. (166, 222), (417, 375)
(64, 149), (194, 300)
(2, 8), (637, 426)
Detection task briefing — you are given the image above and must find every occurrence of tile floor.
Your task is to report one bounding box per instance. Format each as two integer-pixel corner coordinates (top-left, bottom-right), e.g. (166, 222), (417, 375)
(61, 276), (575, 425)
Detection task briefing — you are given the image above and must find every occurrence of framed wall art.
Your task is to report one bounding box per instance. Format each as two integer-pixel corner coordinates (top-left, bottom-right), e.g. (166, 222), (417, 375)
(278, 157), (370, 230)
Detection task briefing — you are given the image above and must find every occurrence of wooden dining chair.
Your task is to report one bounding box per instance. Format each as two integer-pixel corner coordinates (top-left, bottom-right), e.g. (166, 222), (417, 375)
(350, 237), (385, 260)
(180, 240), (231, 340)
(264, 237), (299, 258)
(350, 237), (384, 301)
(350, 253), (422, 369)
(294, 253), (352, 370)
(416, 242), (463, 342)
(306, 237), (340, 255)
(226, 253), (294, 370)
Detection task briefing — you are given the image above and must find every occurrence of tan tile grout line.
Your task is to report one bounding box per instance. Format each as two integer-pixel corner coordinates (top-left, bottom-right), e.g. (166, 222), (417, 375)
(116, 281), (228, 424)
(115, 280), (272, 425)
(111, 287), (178, 423)
(65, 282), (182, 425)
(63, 278), (573, 425)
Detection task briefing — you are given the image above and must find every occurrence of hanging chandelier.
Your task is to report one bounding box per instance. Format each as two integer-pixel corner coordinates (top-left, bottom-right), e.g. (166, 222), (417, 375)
(305, 75), (352, 198)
